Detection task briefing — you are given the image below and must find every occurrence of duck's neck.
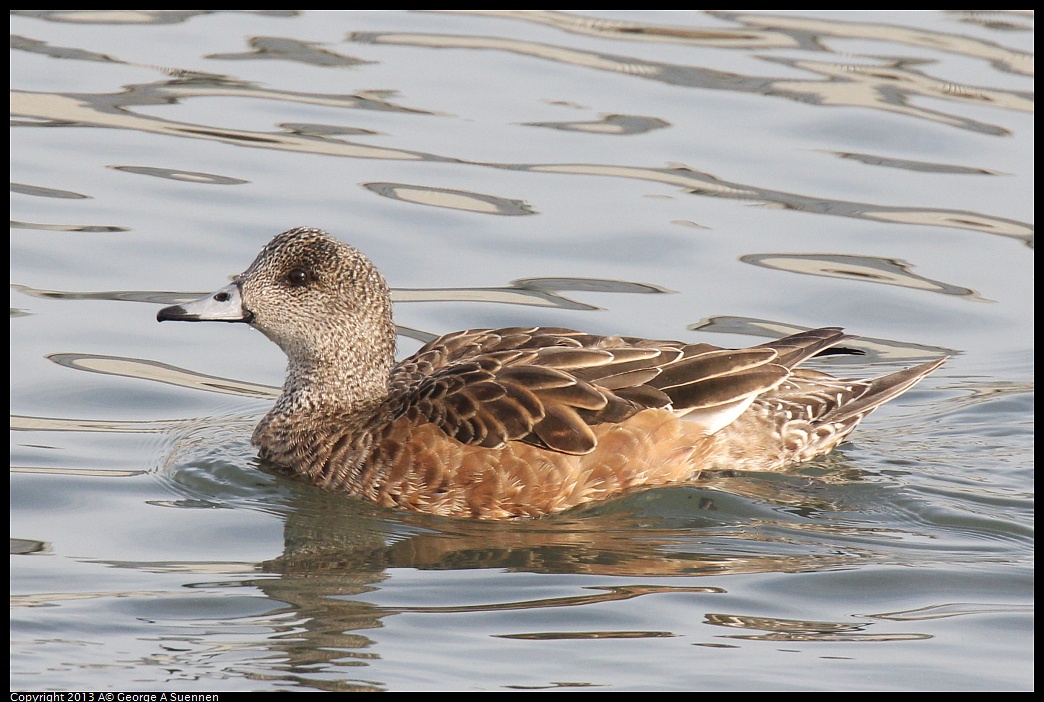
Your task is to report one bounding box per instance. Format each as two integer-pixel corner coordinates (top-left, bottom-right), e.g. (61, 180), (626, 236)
(276, 337), (396, 419)
(253, 341), (394, 478)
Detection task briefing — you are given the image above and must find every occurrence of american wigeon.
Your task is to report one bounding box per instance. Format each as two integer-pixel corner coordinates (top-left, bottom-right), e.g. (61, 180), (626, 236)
(158, 227), (946, 519)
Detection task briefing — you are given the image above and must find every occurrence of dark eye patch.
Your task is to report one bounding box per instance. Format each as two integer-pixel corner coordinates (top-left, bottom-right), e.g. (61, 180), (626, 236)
(287, 268), (311, 287)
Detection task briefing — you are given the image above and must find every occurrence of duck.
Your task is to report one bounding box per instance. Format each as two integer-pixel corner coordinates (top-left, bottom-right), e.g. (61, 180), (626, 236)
(157, 227), (947, 519)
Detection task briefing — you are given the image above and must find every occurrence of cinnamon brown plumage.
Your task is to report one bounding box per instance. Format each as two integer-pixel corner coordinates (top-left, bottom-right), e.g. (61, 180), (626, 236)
(158, 227), (946, 519)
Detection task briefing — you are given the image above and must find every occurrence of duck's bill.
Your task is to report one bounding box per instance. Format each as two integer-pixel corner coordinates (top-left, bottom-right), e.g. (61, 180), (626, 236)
(157, 282), (253, 323)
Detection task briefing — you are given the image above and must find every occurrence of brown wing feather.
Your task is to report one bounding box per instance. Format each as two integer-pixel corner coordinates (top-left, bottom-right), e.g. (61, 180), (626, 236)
(391, 326), (939, 459)
(395, 329), (651, 455)
(393, 327), (798, 456)
(754, 327), (848, 369)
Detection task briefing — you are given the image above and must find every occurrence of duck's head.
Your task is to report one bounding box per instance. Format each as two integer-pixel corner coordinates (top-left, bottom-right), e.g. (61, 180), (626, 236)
(158, 227), (397, 400)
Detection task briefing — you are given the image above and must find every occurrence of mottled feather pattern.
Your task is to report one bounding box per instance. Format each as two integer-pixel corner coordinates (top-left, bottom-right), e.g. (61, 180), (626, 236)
(158, 228), (947, 519)
(385, 326), (799, 458)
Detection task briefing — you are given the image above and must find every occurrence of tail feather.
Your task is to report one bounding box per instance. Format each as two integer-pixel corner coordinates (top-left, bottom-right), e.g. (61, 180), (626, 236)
(822, 357), (949, 425)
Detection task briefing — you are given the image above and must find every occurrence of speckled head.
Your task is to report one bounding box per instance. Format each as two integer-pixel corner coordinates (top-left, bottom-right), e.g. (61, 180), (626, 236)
(159, 227), (398, 409)
(237, 228), (394, 360)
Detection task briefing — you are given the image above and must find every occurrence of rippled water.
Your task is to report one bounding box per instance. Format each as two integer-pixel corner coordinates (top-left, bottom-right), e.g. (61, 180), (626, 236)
(10, 10), (1033, 691)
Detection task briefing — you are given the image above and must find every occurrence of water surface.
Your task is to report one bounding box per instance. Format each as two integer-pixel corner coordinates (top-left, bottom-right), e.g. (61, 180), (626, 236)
(10, 10), (1033, 691)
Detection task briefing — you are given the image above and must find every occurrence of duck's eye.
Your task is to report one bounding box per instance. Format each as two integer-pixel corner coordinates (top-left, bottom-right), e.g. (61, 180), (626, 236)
(287, 268), (311, 287)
